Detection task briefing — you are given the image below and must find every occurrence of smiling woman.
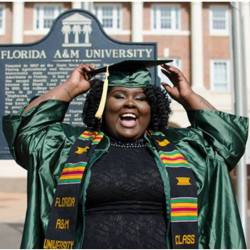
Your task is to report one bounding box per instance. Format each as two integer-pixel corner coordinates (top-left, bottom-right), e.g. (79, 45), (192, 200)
(104, 87), (151, 141)
(2, 61), (248, 249)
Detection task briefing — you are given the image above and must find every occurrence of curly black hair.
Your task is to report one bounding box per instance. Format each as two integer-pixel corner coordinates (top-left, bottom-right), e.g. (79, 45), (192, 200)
(82, 79), (171, 131)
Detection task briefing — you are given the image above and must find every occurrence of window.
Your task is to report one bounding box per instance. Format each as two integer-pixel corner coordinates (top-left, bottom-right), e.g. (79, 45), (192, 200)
(34, 4), (63, 32)
(210, 6), (229, 35)
(211, 60), (230, 91)
(0, 4), (5, 35)
(152, 5), (180, 31)
(94, 4), (122, 31)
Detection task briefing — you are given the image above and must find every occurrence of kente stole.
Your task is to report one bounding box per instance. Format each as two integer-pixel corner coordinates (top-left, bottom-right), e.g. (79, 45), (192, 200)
(150, 131), (198, 248)
(44, 130), (198, 249)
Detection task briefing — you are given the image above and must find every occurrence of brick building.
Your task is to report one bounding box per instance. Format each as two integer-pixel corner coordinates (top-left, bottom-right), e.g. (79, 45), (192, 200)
(0, 1), (249, 177)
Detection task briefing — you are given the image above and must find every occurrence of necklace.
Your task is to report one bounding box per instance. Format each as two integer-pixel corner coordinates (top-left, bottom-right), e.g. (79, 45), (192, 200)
(110, 138), (146, 148)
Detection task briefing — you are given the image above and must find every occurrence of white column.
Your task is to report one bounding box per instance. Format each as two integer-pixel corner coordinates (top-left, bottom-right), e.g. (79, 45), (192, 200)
(12, 1), (24, 44)
(241, 0), (250, 169)
(73, 1), (94, 12)
(231, 1), (248, 236)
(84, 2), (94, 13)
(191, 2), (204, 88)
(72, 1), (82, 9)
(131, 1), (143, 42)
(240, 2), (250, 93)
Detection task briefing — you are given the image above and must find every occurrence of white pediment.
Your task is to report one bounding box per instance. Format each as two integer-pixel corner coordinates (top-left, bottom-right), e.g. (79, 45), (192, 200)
(62, 13), (91, 25)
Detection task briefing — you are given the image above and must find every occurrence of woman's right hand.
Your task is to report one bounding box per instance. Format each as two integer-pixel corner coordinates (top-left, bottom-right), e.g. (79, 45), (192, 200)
(24, 64), (96, 112)
(62, 64), (95, 99)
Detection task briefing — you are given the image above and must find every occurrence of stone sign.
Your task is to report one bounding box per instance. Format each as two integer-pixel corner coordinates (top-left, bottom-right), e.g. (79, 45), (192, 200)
(0, 9), (158, 159)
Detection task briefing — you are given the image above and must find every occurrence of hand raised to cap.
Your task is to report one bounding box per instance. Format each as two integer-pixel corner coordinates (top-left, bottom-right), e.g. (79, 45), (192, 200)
(161, 65), (195, 106)
(63, 64), (95, 98)
(161, 64), (216, 111)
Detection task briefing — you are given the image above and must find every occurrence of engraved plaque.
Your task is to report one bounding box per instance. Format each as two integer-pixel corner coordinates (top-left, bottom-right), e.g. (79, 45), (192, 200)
(0, 9), (157, 159)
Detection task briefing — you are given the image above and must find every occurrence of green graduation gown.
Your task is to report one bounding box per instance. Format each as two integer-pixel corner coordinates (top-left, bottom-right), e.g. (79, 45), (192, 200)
(2, 99), (248, 249)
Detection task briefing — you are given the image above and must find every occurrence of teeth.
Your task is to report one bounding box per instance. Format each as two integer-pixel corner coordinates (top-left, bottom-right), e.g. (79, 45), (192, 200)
(121, 113), (136, 119)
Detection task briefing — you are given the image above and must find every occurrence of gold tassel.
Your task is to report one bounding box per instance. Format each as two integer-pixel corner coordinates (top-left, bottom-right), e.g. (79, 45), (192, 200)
(95, 66), (109, 119)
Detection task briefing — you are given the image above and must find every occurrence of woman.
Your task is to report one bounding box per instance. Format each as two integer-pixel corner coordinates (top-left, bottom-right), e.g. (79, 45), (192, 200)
(2, 62), (248, 249)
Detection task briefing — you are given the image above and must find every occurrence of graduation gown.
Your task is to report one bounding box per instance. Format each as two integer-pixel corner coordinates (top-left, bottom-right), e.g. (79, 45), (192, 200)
(2, 99), (248, 249)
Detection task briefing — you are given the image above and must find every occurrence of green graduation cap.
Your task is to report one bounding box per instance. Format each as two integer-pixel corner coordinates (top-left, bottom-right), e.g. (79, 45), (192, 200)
(88, 59), (172, 119)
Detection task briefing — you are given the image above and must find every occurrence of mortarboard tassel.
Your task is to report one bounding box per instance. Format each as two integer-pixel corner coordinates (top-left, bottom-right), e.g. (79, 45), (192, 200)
(95, 66), (109, 119)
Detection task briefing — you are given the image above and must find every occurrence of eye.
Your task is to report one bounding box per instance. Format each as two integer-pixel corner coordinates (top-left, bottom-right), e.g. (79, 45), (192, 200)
(113, 93), (125, 99)
(135, 94), (147, 101)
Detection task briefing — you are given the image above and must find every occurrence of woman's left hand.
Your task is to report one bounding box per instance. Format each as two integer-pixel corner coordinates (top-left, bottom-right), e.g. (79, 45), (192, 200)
(161, 64), (194, 106)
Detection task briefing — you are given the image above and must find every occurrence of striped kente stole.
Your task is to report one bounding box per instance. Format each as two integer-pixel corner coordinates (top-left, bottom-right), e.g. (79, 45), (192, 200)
(151, 131), (198, 249)
(43, 130), (103, 249)
(44, 130), (198, 249)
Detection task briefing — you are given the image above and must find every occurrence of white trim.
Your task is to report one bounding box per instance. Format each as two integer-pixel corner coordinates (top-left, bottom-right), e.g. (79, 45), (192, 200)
(94, 3), (122, 33)
(24, 30), (50, 35)
(33, 3), (64, 33)
(209, 5), (229, 36)
(0, 3), (6, 35)
(104, 29), (130, 35)
(0, 161), (26, 178)
(143, 30), (189, 36)
(163, 48), (169, 57)
(210, 59), (230, 92)
(151, 3), (181, 32)
(24, 29), (130, 36)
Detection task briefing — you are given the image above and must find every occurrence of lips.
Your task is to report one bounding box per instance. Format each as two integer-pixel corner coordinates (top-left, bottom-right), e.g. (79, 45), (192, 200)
(119, 113), (137, 128)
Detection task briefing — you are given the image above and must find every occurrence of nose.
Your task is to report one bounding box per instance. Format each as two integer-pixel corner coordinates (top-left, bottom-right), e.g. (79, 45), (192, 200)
(124, 96), (136, 108)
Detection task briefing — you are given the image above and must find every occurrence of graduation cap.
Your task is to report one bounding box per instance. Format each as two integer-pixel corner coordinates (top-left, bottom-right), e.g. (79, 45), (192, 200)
(88, 59), (173, 119)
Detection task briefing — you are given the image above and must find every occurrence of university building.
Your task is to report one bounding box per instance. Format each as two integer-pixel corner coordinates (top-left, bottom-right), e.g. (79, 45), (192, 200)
(0, 1), (249, 177)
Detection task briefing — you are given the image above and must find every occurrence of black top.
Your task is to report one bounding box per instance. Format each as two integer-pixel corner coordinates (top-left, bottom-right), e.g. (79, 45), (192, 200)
(83, 139), (167, 249)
